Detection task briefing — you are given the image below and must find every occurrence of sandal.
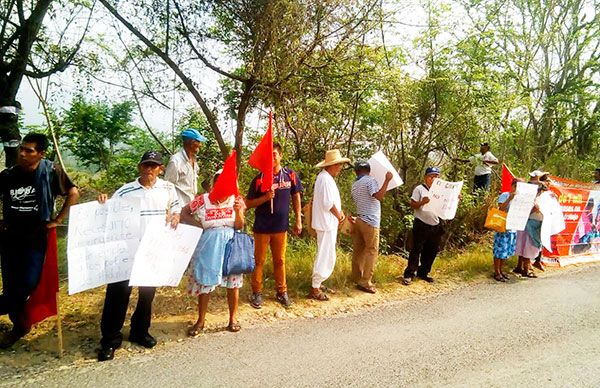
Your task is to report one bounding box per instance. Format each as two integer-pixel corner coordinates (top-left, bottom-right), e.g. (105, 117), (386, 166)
(356, 284), (377, 294)
(320, 285), (336, 294)
(226, 322), (241, 333)
(524, 271), (538, 278)
(493, 274), (506, 282)
(501, 273), (510, 280)
(309, 290), (329, 301)
(187, 324), (204, 338)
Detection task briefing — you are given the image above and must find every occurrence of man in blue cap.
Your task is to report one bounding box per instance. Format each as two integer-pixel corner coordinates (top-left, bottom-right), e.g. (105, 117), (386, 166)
(403, 167), (445, 285)
(165, 128), (207, 206)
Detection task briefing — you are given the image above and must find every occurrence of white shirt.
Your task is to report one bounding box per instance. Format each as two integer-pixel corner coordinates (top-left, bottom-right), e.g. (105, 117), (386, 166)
(411, 184), (439, 226)
(469, 151), (498, 176)
(164, 148), (199, 206)
(113, 177), (181, 235)
(311, 170), (342, 231)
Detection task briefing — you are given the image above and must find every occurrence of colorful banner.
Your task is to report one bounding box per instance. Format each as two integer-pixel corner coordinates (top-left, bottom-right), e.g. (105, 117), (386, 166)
(541, 176), (600, 266)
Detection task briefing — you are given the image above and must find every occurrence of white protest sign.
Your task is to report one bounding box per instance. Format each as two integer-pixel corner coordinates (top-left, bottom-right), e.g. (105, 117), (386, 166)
(368, 151), (403, 190)
(422, 179), (463, 220)
(505, 182), (538, 231)
(67, 198), (141, 294)
(538, 191), (566, 250)
(129, 219), (203, 287)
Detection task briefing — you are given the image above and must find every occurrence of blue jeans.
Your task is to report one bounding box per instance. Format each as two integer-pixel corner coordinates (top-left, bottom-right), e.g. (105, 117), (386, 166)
(474, 173), (491, 191)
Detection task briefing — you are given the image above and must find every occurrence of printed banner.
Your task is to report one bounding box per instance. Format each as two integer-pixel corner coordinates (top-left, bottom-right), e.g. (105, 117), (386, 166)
(422, 178), (463, 220)
(67, 198), (141, 294)
(542, 176), (600, 266)
(368, 151), (403, 191)
(129, 219), (203, 287)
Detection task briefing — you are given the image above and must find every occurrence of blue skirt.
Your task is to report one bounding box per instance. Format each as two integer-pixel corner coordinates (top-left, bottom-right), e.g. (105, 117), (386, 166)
(192, 227), (234, 286)
(493, 230), (517, 259)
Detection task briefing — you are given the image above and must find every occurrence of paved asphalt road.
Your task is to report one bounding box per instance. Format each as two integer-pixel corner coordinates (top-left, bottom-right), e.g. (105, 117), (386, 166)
(4, 264), (600, 387)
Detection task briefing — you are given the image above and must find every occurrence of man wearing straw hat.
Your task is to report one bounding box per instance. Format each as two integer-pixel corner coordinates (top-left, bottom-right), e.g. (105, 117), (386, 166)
(310, 149), (350, 301)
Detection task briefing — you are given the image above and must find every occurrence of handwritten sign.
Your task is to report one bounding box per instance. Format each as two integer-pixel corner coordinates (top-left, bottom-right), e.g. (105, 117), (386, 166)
(368, 151), (403, 191)
(538, 191), (566, 250)
(67, 198), (141, 294)
(422, 179), (463, 220)
(129, 219), (203, 287)
(505, 182), (538, 231)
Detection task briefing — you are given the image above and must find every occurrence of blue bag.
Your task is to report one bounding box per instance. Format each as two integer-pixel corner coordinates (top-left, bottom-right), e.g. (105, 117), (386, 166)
(222, 230), (255, 276)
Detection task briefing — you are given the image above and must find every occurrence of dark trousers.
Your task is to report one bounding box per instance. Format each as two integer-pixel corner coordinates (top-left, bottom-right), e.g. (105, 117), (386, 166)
(100, 280), (156, 349)
(474, 173), (491, 191)
(404, 218), (443, 279)
(0, 227), (47, 334)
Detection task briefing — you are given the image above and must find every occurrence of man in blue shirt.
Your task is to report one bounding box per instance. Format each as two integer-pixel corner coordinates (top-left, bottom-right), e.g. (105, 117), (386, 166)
(246, 143), (303, 308)
(350, 161), (392, 293)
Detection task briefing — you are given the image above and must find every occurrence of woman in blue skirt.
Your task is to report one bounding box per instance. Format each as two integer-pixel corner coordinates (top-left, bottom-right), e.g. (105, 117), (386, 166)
(492, 179), (521, 281)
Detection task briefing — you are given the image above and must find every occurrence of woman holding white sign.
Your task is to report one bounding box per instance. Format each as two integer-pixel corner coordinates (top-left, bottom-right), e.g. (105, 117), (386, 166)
(180, 169), (246, 337)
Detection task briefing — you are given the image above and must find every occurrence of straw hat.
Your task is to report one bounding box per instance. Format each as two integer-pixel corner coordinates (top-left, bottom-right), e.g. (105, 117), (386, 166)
(315, 149), (351, 168)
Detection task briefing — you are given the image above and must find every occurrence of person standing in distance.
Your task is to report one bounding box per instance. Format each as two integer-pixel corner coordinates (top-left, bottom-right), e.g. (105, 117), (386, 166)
(164, 128), (207, 206)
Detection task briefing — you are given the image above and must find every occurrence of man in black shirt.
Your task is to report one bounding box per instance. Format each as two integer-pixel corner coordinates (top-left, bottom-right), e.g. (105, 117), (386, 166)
(0, 133), (78, 348)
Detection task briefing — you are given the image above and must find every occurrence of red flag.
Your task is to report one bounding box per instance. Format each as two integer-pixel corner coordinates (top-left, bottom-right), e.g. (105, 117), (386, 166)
(209, 151), (240, 202)
(23, 228), (59, 327)
(248, 111), (273, 192)
(500, 163), (516, 193)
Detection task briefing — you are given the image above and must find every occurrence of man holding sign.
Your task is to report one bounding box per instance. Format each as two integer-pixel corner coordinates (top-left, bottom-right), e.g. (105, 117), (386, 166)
(96, 151), (181, 362)
(403, 167), (445, 285)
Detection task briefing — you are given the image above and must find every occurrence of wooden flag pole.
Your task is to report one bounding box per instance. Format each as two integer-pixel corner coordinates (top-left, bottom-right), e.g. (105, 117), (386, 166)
(56, 291), (64, 358)
(271, 198), (273, 214)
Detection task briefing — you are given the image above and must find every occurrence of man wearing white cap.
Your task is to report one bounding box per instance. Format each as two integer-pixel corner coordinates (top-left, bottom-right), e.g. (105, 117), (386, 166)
(310, 149), (350, 301)
(165, 128), (207, 206)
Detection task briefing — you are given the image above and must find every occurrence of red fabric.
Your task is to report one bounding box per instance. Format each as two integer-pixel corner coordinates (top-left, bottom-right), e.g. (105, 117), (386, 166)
(248, 111), (274, 192)
(500, 163), (515, 193)
(23, 228), (59, 327)
(209, 151), (240, 202)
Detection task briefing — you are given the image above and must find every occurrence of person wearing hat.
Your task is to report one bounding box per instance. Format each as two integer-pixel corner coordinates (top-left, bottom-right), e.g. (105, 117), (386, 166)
(522, 170), (551, 272)
(349, 161), (393, 293)
(96, 151), (181, 362)
(246, 143), (303, 309)
(0, 133), (79, 348)
(310, 149), (350, 300)
(164, 128), (207, 206)
(403, 167), (445, 285)
(454, 142), (498, 191)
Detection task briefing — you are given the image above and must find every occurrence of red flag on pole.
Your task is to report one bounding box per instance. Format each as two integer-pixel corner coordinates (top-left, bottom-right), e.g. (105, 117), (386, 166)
(500, 163), (516, 193)
(248, 111), (273, 192)
(23, 228), (59, 327)
(209, 151), (240, 203)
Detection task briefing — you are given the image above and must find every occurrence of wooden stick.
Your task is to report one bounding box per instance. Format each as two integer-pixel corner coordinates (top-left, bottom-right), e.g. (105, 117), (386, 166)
(56, 291), (64, 358)
(270, 198), (273, 214)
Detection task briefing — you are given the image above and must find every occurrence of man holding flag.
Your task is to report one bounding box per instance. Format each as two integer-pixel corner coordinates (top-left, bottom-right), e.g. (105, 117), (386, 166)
(246, 112), (303, 308)
(0, 133), (79, 348)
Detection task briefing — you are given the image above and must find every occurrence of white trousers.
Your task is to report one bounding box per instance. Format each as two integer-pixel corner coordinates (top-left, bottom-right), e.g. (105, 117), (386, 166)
(311, 229), (338, 288)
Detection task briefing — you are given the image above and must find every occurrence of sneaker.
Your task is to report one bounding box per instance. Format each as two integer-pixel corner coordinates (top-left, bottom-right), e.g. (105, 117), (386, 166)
(276, 292), (292, 308)
(249, 292), (263, 309)
(402, 277), (412, 286)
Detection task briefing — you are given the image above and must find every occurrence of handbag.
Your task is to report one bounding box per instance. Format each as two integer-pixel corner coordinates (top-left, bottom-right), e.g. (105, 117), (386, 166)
(222, 230), (255, 276)
(484, 207), (507, 233)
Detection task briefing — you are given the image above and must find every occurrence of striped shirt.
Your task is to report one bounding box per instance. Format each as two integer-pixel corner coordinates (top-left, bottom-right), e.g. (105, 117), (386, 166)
(351, 175), (381, 228)
(113, 177), (181, 235)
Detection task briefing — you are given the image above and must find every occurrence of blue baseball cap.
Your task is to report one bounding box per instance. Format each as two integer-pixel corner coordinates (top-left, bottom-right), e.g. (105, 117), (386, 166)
(181, 128), (207, 142)
(425, 166), (440, 176)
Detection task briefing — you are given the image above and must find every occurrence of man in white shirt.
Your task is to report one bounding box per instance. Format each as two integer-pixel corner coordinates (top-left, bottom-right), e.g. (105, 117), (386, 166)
(455, 142), (498, 191)
(96, 151), (181, 362)
(403, 167), (445, 285)
(164, 128), (207, 206)
(310, 149), (350, 301)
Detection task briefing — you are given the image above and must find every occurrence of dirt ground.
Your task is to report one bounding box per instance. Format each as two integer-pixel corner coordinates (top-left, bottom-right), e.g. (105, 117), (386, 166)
(0, 273), (472, 376)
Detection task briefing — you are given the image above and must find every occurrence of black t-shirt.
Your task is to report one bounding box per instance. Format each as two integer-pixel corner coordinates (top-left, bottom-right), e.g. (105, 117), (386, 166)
(0, 162), (75, 227)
